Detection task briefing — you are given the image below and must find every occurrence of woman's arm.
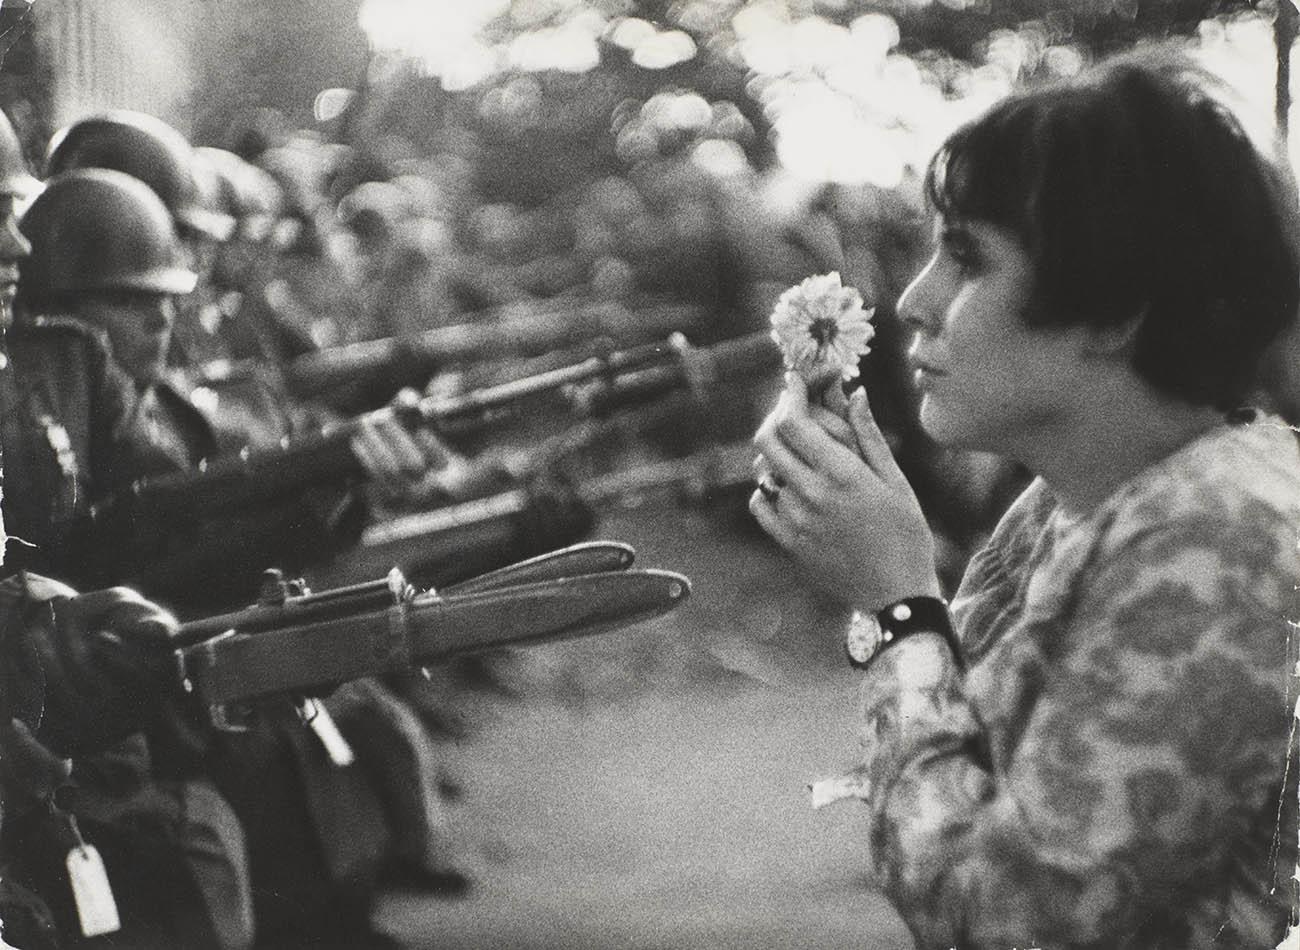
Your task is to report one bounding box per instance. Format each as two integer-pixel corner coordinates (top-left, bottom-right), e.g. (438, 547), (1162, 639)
(751, 381), (1294, 948)
(852, 517), (1293, 949)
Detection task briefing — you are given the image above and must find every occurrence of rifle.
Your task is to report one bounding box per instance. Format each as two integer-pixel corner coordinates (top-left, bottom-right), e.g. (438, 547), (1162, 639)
(197, 298), (707, 404)
(303, 438), (759, 589)
(174, 541), (690, 718)
(116, 330), (779, 522)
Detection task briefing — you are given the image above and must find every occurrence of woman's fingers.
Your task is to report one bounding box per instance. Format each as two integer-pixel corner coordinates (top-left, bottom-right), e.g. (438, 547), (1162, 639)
(748, 479), (809, 549)
(753, 419), (814, 495)
(806, 401), (854, 448)
(377, 418), (432, 476)
(817, 380), (848, 416)
(847, 388), (905, 483)
(771, 405), (875, 492)
(351, 420), (398, 478)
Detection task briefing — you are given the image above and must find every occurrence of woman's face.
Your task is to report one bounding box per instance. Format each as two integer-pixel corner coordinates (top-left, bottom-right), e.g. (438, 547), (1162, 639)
(897, 217), (1092, 457)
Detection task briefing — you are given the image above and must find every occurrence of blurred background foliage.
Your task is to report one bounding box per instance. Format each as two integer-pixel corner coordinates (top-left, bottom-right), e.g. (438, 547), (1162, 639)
(0, 0), (1285, 417)
(0, 0), (1291, 361)
(344, 0), (1280, 202)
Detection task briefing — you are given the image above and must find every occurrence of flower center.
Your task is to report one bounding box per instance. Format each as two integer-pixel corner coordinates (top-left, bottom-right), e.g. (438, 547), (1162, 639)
(808, 316), (838, 348)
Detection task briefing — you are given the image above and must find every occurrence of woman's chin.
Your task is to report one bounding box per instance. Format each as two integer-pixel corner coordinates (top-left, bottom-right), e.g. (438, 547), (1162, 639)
(918, 401), (993, 453)
(918, 400), (965, 446)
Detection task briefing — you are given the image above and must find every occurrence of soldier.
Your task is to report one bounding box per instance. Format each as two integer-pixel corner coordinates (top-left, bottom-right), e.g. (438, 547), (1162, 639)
(192, 146), (319, 367)
(0, 111), (256, 950)
(14, 165), (505, 949)
(16, 165), (490, 599)
(9, 165), (298, 601)
(0, 573), (206, 950)
(45, 110), (237, 369)
(42, 113), (465, 468)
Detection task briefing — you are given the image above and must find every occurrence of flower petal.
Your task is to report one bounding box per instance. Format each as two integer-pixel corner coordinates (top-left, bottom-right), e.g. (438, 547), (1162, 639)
(769, 273), (875, 384)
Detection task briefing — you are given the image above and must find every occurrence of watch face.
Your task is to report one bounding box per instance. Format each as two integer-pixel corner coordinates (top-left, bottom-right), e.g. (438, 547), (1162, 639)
(846, 611), (884, 665)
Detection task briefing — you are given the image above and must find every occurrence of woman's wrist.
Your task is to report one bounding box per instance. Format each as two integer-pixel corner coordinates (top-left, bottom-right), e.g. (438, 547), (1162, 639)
(845, 594), (963, 672)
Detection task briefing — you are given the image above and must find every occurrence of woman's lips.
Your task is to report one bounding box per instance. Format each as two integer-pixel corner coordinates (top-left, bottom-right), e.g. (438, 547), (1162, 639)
(910, 358), (947, 387)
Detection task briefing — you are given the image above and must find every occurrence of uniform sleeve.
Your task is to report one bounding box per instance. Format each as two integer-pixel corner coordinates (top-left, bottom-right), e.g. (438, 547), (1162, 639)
(852, 511), (1295, 949)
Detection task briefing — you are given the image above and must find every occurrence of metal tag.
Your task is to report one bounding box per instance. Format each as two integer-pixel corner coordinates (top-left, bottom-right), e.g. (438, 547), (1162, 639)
(66, 844), (121, 938)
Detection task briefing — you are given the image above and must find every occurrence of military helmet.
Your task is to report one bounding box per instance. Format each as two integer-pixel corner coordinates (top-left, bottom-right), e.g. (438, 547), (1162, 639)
(0, 109), (37, 198)
(337, 180), (408, 242)
(19, 168), (197, 305)
(195, 145), (283, 241)
(45, 110), (234, 240)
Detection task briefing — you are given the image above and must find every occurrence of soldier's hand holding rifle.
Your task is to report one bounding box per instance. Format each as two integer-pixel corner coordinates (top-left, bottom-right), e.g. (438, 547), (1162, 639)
(1, 576), (181, 813)
(1, 575), (182, 758)
(350, 387), (508, 510)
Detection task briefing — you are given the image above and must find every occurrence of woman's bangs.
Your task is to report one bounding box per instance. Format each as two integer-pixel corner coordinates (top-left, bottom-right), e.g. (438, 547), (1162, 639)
(924, 122), (1033, 235)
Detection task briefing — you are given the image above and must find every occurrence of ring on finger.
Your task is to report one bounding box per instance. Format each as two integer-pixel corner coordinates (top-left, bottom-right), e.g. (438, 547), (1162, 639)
(757, 475), (781, 503)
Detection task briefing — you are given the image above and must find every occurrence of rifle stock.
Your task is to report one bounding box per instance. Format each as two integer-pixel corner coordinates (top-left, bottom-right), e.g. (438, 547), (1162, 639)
(122, 331), (780, 521)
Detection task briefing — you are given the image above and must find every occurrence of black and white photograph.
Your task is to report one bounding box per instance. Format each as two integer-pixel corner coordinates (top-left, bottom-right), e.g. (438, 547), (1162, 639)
(0, 1), (1297, 947)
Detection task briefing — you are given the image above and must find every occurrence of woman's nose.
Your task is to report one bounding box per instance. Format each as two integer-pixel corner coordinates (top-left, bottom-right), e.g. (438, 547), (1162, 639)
(896, 261), (940, 334)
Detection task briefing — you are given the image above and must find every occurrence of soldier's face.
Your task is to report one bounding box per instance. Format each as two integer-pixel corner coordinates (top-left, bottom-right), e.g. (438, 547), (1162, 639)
(0, 193), (31, 324)
(76, 291), (177, 384)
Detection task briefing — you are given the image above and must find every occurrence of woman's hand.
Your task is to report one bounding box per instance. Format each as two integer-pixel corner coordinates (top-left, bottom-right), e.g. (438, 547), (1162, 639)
(751, 374), (941, 612)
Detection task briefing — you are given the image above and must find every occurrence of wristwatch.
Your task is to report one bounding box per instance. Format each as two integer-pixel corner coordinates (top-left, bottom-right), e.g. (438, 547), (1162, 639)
(845, 596), (964, 671)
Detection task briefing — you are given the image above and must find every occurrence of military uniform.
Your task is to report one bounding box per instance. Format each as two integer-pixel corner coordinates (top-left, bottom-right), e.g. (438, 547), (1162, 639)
(5, 312), (467, 948)
(0, 318), (255, 950)
(0, 309), (362, 607)
(0, 317), (159, 585)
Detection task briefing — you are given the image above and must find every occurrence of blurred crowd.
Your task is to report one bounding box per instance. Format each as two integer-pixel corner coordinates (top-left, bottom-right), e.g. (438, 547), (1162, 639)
(190, 90), (1027, 562)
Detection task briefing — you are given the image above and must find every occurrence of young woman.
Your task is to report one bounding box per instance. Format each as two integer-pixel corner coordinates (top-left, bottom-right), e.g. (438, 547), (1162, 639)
(752, 54), (1300, 949)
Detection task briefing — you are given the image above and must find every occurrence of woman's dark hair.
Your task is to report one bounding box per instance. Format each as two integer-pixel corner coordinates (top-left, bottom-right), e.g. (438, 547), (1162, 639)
(924, 51), (1300, 409)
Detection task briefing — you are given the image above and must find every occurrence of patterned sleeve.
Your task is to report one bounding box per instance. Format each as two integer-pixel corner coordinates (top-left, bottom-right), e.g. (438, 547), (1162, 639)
(853, 511), (1296, 949)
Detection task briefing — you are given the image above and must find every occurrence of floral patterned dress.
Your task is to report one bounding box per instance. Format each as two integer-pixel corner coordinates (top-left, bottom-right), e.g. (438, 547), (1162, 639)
(834, 413), (1300, 949)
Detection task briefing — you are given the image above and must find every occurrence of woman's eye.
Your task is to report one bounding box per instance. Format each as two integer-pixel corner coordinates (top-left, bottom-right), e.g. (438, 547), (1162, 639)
(944, 237), (981, 274)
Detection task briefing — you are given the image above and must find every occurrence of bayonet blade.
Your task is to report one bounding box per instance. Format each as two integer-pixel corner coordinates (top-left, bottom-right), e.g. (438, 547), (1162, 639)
(179, 569), (689, 705)
(442, 541), (635, 595)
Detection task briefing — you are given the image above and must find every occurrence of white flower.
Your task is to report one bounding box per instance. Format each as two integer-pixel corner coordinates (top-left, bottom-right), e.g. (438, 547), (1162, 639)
(769, 271), (875, 386)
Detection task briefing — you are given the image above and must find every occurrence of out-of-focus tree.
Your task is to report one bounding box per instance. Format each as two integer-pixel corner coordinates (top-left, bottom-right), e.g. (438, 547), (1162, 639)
(192, 0), (369, 149)
(0, 0), (47, 168)
(351, 0), (1274, 203)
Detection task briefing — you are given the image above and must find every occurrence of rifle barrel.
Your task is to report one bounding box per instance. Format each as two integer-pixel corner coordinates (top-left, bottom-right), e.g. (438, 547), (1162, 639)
(357, 440), (757, 550)
(235, 300), (707, 400)
(176, 573), (407, 647)
(128, 331), (778, 520)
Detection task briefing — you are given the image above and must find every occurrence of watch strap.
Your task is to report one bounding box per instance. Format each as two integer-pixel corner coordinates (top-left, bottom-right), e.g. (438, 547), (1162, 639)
(846, 596), (964, 671)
